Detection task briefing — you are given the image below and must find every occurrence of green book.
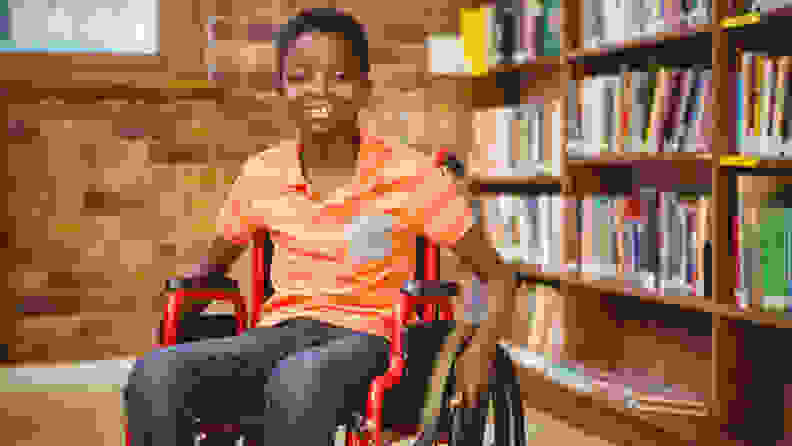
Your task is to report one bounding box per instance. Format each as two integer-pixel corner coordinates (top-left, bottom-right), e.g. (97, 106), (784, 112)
(760, 207), (787, 305)
(1, 0), (9, 41)
(541, 0), (561, 56)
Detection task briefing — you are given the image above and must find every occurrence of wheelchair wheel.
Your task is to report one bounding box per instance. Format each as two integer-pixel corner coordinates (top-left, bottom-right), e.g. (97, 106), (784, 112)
(448, 403), (488, 446)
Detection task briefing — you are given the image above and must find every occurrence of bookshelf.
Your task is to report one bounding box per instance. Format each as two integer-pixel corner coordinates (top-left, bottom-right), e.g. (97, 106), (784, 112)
(457, 0), (792, 443)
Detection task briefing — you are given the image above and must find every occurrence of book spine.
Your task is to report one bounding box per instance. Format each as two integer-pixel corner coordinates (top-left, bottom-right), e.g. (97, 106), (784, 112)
(682, 68), (702, 152)
(761, 57), (776, 155)
(736, 63), (744, 154)
(646, 67), (665, 153)
(631, 71), (649, 153)
(497, 108), (513, 174)
(582, 77), (594, 156)
(522, 0), (538, 59)
(755, 54), (766, 144)
(694, 69), (713, 153)
(774, 56), (790, 152)
(552, 99), (563, 176)
(614, 72), (626, 153)
(660, 69), (682, 153)
(783, 57), (792, 152)
(641, 188), (659, 288)
(689, 206), (697, 293)
(604, 77), (616, 153)
(653, 68), (671, 153)
(697, 197), (711, 296)
(670, 69), (693, 152)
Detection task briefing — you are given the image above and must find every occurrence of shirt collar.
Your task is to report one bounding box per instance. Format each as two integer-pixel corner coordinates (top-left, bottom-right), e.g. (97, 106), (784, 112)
(282, 128), (386, 194)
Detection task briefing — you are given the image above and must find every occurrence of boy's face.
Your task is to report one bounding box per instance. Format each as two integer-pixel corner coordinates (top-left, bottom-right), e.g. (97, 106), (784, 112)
(282, 32), (371, 135)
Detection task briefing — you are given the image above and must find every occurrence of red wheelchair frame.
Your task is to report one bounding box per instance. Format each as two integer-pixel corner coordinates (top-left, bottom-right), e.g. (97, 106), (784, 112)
(127, 233), (462, 446)
(125, 149), (474, 446)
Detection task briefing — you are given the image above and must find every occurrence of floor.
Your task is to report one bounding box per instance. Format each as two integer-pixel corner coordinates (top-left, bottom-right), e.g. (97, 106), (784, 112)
(0, 344), (615, 446)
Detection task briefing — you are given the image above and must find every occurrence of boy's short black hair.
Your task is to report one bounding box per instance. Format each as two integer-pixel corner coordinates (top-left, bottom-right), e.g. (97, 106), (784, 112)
(274, 9), (370, 89)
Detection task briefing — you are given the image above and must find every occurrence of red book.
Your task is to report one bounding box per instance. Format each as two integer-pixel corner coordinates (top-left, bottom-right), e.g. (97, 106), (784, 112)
(734, 215), (742, 307)
(694, 71), (714, 152)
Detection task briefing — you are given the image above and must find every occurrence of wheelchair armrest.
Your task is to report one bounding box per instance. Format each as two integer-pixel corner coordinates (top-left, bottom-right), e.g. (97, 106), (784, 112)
(399, 280), (459, 298)
(160, 273), (247, 346)
(165, 273), (239, 291)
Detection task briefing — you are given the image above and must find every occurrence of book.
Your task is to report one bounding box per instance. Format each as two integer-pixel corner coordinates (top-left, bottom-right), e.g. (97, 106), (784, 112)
(693, 69), (713, 153)
(542, 0), (562, 56)
(461, 7), (489, 76)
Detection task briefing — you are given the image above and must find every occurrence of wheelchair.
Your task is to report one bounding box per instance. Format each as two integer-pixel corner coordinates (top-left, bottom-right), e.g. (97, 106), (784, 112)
(123, 152), (527, 446)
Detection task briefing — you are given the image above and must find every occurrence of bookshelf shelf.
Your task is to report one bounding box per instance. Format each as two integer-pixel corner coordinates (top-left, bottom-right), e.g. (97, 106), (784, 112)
(488, 57), (565, 75)
(718, 157), (792, 171)
(567, 275), (715, 312)
(567, 153), (713, 166)
(471, 175), (563, 195)
(567, 24), (716, 66)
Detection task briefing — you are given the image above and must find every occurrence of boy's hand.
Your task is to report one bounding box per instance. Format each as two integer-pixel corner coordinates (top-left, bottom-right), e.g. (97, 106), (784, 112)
(449, 341), (496, 409)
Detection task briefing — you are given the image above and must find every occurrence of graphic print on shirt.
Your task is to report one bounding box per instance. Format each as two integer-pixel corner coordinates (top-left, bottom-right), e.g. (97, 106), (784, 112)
(344, 214), (394, 265)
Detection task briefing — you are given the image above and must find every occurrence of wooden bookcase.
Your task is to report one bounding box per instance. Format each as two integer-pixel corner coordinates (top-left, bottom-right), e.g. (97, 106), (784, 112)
(464, 0), (792, 444)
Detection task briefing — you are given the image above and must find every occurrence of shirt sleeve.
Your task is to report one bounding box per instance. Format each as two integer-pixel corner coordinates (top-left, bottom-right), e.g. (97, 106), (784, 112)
(216, 154), (270, 245)
(407, 157), (475, 248)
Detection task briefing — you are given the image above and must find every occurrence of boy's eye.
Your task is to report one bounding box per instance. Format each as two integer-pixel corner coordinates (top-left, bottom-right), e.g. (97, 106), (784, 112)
(335, 72), (346, 81)
(289, 72), (306, 81)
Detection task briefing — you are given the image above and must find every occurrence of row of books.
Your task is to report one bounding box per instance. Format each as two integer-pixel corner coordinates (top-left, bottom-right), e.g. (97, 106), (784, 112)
(504, 343), (708, 416)
(484, 194), (564, 269)
(735, 200), (792, 312)
(578, 191), (712, 296)
(568, 66), (714, 158)
(428, 0), (562, 76)
(474, 103), (563, 177)
(737, 53), (792, 157)
(582, 0), (712, 50)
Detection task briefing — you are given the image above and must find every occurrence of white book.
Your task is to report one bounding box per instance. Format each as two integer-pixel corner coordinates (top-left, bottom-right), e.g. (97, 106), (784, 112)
(551, 195), (563, 270)
(540, 195), (553, 268)
(551, 99), (563, 176)
(581, 77), (594, 157)
(688, 0), (710, 25)
(677, 202), (688, 286)
(591, 77), (608, 156)
(620, 0), (636, 41)
(602, 0), (618, 43)
(495, 107), (513, 176)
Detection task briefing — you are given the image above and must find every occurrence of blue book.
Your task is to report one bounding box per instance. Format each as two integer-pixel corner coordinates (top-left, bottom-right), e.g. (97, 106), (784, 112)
(736, 71), (744, 152)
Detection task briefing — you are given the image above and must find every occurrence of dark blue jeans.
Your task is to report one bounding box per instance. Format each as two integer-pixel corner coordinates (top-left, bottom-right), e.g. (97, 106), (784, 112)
(124, 317), (455, 445)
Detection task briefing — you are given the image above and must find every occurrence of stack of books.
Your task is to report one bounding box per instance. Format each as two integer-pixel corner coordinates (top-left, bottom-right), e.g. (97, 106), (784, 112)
(582, 0), (712, 49)
(578, 191), (712, 296)
(569, 65), (714, 158)
(737, 53), (792, 157)
(473, 102), (563, 177)
(484, 193), (564, 270)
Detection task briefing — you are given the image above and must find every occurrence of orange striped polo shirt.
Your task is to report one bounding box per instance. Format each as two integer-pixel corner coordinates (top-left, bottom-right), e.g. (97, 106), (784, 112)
(217, 130), (474, 340)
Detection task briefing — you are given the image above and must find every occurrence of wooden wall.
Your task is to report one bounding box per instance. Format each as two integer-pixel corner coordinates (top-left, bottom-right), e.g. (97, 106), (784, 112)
(4, 0), (479, 363)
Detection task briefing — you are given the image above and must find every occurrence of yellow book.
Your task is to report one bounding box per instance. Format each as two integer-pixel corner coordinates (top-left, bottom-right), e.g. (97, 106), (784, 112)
(461, 7), (488, 76)
(755, 54), (765, 138)
(645, 68), (668, 153)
